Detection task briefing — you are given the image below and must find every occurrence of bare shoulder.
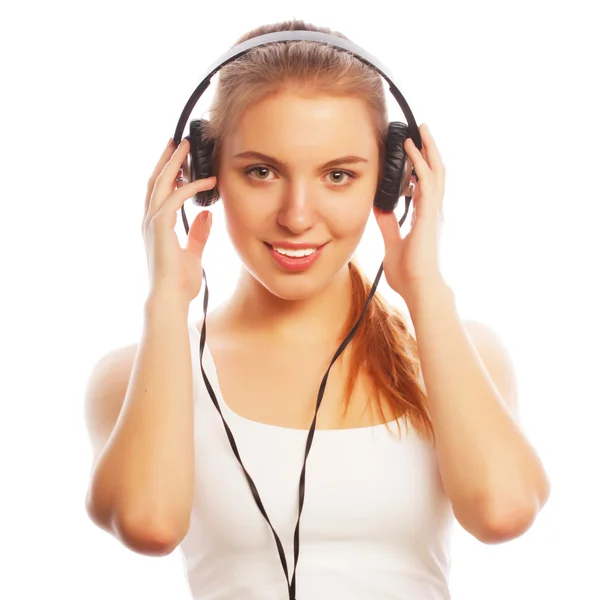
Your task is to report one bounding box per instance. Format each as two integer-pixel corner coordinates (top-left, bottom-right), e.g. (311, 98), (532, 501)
(83, 343), (139, 466)
(461, 319), (520, 417)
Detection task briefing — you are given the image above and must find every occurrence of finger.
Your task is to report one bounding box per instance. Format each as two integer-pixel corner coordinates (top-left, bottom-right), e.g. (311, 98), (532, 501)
(175, 157), (189, 190)
(186, 210), (212, 259)
(181, 155), (190, 183)
(149, 138), (193, 215)
(404, 136), (431, 182)
(174, 168), (185, 192)
(373, 206), (403, 249)
(149, 176), (217, 223)
(145, 138), (176, 216)
(419, 123), (445, 172)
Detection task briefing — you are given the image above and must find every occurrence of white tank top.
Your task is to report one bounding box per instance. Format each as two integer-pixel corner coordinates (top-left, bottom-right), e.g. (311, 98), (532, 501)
(178, 321), (454, 599)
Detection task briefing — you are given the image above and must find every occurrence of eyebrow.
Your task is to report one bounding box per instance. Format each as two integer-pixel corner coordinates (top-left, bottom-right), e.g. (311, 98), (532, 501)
(232, 150), (369, 169)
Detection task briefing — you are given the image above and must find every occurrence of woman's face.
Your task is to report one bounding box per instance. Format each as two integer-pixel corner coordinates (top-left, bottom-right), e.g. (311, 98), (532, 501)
(216, 90), (380, 300)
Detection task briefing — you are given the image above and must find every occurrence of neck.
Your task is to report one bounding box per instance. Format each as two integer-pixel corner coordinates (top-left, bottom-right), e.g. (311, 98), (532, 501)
(224, 263), (355, 346)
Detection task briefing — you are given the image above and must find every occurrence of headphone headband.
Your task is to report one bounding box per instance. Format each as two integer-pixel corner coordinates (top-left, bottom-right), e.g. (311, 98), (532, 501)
(172, 30), (421, 150)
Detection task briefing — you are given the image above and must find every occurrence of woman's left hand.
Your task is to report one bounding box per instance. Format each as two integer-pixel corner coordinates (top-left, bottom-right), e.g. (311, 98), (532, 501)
(373, 123), (447, 305)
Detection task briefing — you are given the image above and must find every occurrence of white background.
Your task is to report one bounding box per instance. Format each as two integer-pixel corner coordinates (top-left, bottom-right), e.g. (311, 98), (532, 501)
(1, 0), (598, 598)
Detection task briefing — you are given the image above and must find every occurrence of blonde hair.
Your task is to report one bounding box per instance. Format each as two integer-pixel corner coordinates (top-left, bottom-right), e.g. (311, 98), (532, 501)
(204, 20), (434, 441)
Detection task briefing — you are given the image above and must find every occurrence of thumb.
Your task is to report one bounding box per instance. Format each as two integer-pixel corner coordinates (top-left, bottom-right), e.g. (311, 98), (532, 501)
(186, 210), (212, 259)
(373, 206), (402, 251)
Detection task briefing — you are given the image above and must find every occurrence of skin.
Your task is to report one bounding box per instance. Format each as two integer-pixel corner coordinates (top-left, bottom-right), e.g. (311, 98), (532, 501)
(210, 90), (381, 345)
(187, 89), (396, 430)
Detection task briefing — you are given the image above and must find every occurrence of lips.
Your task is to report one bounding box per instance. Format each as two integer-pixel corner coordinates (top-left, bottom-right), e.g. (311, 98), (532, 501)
(265, 242), (321, 256)
(264, 241), (327, 271)
(265, 241), (327, 250)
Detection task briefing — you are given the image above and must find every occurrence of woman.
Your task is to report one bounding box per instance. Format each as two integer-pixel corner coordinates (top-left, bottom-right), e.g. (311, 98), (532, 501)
(84, 19), (551, 600)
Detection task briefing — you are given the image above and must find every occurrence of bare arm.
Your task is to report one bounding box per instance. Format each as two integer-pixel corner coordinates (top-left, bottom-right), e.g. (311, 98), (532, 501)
(84, 292), (194, 555)
(407, 281), (550, 544)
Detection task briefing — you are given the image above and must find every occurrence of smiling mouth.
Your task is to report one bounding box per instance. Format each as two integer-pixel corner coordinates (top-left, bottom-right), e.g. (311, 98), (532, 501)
(263, 241), (328, 271)
(264, 243), (323, 258)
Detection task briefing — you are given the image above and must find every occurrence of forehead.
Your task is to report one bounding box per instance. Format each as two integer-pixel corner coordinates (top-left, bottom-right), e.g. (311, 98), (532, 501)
(224, 91), (378, 160)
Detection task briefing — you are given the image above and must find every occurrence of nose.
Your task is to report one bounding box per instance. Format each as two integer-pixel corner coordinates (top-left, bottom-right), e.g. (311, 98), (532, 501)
(276, 180), (318, 234)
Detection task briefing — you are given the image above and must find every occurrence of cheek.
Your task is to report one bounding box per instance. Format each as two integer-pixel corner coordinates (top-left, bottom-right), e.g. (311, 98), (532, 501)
(220, 197), (269, 257)
(222, 202), (257, 247)
(326, 193), (373, 241)
(334, 217), (370, 250)
(218, 174), (256, 237)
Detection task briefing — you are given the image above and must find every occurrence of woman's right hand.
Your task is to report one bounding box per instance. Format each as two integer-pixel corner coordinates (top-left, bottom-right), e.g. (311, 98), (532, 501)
(142, 137), (217, 305)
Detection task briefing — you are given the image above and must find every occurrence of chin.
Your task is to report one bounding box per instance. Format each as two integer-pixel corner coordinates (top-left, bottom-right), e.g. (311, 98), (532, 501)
(257, 275), (332, 301)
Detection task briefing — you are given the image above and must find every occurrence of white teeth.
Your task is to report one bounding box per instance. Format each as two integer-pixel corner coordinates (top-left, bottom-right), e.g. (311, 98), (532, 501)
(273, 246), (317, 258)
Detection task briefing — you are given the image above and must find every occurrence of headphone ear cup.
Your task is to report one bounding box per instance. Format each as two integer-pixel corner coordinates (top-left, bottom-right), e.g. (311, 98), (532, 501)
(374, 121), (414, 212)
(187, 119), (220, 206)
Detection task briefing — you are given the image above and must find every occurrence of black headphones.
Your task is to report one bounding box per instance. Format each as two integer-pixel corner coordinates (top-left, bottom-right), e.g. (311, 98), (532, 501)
(172, 30), (423, 600)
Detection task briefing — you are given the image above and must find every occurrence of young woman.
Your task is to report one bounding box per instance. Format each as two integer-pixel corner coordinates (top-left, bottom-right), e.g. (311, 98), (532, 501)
(84, 20), (550, 600)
